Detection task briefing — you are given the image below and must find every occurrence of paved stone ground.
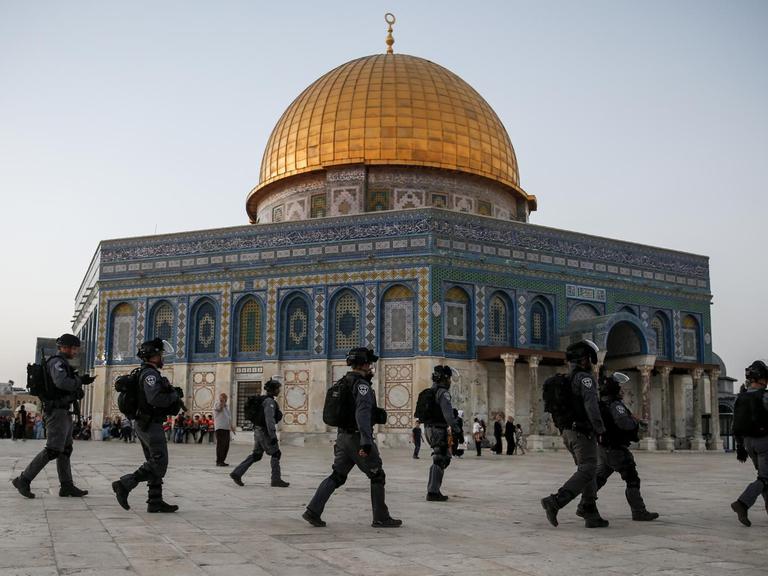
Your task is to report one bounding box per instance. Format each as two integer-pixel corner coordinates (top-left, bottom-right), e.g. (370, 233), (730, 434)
(2, 438), (767, 576)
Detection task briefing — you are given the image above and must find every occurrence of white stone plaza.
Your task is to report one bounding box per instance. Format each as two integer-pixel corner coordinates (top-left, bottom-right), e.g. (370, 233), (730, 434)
(2, 440), (766, 576)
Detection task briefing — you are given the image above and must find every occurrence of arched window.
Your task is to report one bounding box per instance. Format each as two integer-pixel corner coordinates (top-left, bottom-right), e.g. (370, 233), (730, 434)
(282, 293), (310, 354)
(488, 293), (510, 345)
(530, 299), (551, 347)
(381, 284), (414, 353)
(193, 300), (217, 355)
(237, 297), (263, 354)
(110, 303), (135, 362)
(444, 286), (470, 354)
(651, 313), (669, 359)
(569, 303), (599, 323)
(150, 301), (174, 342)
(332, 290), (362, 353)
(681, 314), (699, 361)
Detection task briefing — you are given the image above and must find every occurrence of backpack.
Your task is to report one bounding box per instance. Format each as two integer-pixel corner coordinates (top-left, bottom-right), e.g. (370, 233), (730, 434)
(27, 356), (55, 400)
(245, 395), (266, 426)
(543, 373), (581, 431)
(732, 389), (768, 438)
(414, 388), (445, 425)
(114, 367), (144, 419)
(323, 376), (356, 428)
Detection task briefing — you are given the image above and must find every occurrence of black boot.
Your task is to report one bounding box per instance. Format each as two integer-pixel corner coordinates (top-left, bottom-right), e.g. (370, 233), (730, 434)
(12, 476), (35, 499)
(230, 472), (244, 486)
(271, 478), (290, 487)
(541, 495), (560, 527)
(147, 501), (179, 513)
(632, 509), (659, 521)
(112, 480), (131, 510)
(731, 500), (751, 527)
(59, 484), (89, 497)
(583, 509), (609, 528)
(371, 517), (403, 528)
(302, 508), (326, 527)
(426, 492), (449, 501)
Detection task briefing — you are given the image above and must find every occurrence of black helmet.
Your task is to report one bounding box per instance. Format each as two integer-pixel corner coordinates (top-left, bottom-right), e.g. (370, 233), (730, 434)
(346, 347), (379, 367)
(600, 371), (629, 397)
(432, 365), (453, 384)
(565, 339), (599, 364)
(137, 338), (165, 361)
(264, 379), (282, 395)
(746, 360), (768, 382)
(56, 333), (81, 347)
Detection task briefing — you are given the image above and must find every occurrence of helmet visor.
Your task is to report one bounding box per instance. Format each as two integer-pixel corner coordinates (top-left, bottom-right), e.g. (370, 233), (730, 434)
(449, 367), (461, 386)
(161, 340), (175, 358)
(611, 372), (630, 385)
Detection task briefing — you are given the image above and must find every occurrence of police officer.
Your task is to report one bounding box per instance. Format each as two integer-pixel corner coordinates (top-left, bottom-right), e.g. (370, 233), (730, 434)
(577, 372), (658, 521)
(730, 360), (768, 527)
(424, 365), (462, 501)
(111, 338), (183, 513)
(13, 334), (94, 498)
(541, 339), (609, 528)
(230, 378), (289, 487)
(303, 347), (402, 528)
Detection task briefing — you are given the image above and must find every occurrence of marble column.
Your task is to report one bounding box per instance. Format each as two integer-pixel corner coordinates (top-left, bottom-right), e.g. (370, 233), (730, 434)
(690, 368), (707, 451)
(527, 355), (545, 450)
(501, 353), (518, 422)
(707, 368), (722, 451)
(658, 367), (675, 450)
(637, 365), (656, 450)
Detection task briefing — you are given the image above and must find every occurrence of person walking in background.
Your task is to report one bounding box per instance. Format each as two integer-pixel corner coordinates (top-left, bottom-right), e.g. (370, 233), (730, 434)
(493, 414), (503, 455)
(18, 406), (28, 441)
(411, 419), (422, 459)
(505, 416), (516, 456)
(473, 418), (483, 456)
(515, 423), (527, 455)
(121, 417), (132, 443)
(34, 415), (45, 440)
(213, 393), (235, 466)
(174, 413), (185, 443)
(207, 414), (215, 443)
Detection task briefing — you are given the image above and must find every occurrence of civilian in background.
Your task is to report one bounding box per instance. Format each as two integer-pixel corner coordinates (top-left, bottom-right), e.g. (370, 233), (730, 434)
(213, 393), (236, 466)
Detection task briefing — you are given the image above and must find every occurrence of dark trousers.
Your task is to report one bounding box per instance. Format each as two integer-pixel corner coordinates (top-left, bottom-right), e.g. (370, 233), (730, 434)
(22, 409), (74, 486)
(425, 426), (451, 494)
(475, 439), (482, 456)
(494, 434), (503, 454)
(413, 436), (421, 458)
(119, 421), (168, 504)
(215, 429), (231, 464)
(554, 429), (598, 509)
(505, 436), (516, 455)
(580, 445), (647, 512)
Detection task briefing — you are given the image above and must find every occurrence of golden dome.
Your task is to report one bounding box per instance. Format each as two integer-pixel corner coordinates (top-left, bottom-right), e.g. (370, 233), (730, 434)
(248, 53), (535, 217)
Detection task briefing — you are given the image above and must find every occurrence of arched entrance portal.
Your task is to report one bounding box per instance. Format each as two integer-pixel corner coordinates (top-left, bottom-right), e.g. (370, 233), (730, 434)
(605, 320), (647, 360)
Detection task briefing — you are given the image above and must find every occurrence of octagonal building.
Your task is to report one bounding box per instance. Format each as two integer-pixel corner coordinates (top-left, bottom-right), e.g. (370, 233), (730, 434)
(72, 45), (720, 450)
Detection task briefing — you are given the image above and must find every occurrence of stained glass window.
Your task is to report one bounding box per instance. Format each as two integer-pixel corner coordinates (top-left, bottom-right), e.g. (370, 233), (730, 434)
(284, 295), (309, 352)
(238, 298), (262, 354)
(681, 315), (699, 360)
(334, 291), (361, 351)
(310, 194), (327, 218)
(444, 286), (469, 353)
(382, 285), (414, 352)
(489, 294), (508, 344)
(194, 301), (217, 355)
(651, 314), (667, 358)
(151, 302), (173, 342)
(110, 303), (135, 362)
(531, 301), (548, 346)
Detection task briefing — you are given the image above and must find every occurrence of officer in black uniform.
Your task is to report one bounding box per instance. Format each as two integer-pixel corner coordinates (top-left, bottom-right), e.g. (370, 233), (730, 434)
(730, 360), (768, 527)
(578, 372), (658, 521)
(541, 339), (609, 528)
(13, 334), (94, 498)
(112, 338), (183, 513)
(231, 378), (289, 487)
(303, 347), (402, 528)
(424, 365), (461, 501)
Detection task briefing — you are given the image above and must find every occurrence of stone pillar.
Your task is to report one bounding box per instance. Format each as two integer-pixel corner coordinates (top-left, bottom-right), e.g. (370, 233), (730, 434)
(690, 368), (707, 451)
(501, 353), (518, 421)
(527, 355), (545, 450)
(707, 368), (722, 451)
(637, 365), (656, 450)
(658, 367), (675, 450)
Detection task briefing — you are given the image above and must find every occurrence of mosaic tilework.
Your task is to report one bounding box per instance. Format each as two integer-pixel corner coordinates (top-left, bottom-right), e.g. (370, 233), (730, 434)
(219, 285), (231, 357)
(384, 363), (414, 429)
(366, 189), (390, 212)
(365, 284), (377, 348)
(192, 371), (216, 415)
(518, 294), (527, 346)
(266, 281), (278, 356)
(152, 302), (174, 341)
(177, 301), (187, 359)
(285, 198), (307, 221)
(238, 298), (262, 353)
(282, 369), (310, 426)
(310, 193), (327, 218)
(135, 300), (146, 351)
(314, 290), (325, 355)
(394, 189), (425, 210)
(330, 187), (361, 216)
(475, 285), (486, 343)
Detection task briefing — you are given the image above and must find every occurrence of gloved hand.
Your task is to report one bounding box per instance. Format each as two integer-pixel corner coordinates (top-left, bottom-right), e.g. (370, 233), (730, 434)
(173, 386), (184, 399)
(269, 436), (278, 447)
(736, 444), (748, 463)
(358, 444), (372, 457)
(73, 388), (85, 400)
(80, 374), (96, 385)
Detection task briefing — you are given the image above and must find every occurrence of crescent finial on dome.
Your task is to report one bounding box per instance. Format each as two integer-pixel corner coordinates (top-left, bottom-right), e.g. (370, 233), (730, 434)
(385, 13), (396, 54)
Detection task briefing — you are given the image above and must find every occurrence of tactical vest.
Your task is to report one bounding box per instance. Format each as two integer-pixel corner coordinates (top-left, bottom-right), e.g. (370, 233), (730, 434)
(598, 399), (638, 447)
(732, 388), (768, 438)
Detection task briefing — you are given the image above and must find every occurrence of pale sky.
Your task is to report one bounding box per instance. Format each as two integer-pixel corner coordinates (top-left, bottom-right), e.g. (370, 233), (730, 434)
(1, 0), (766, 387)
